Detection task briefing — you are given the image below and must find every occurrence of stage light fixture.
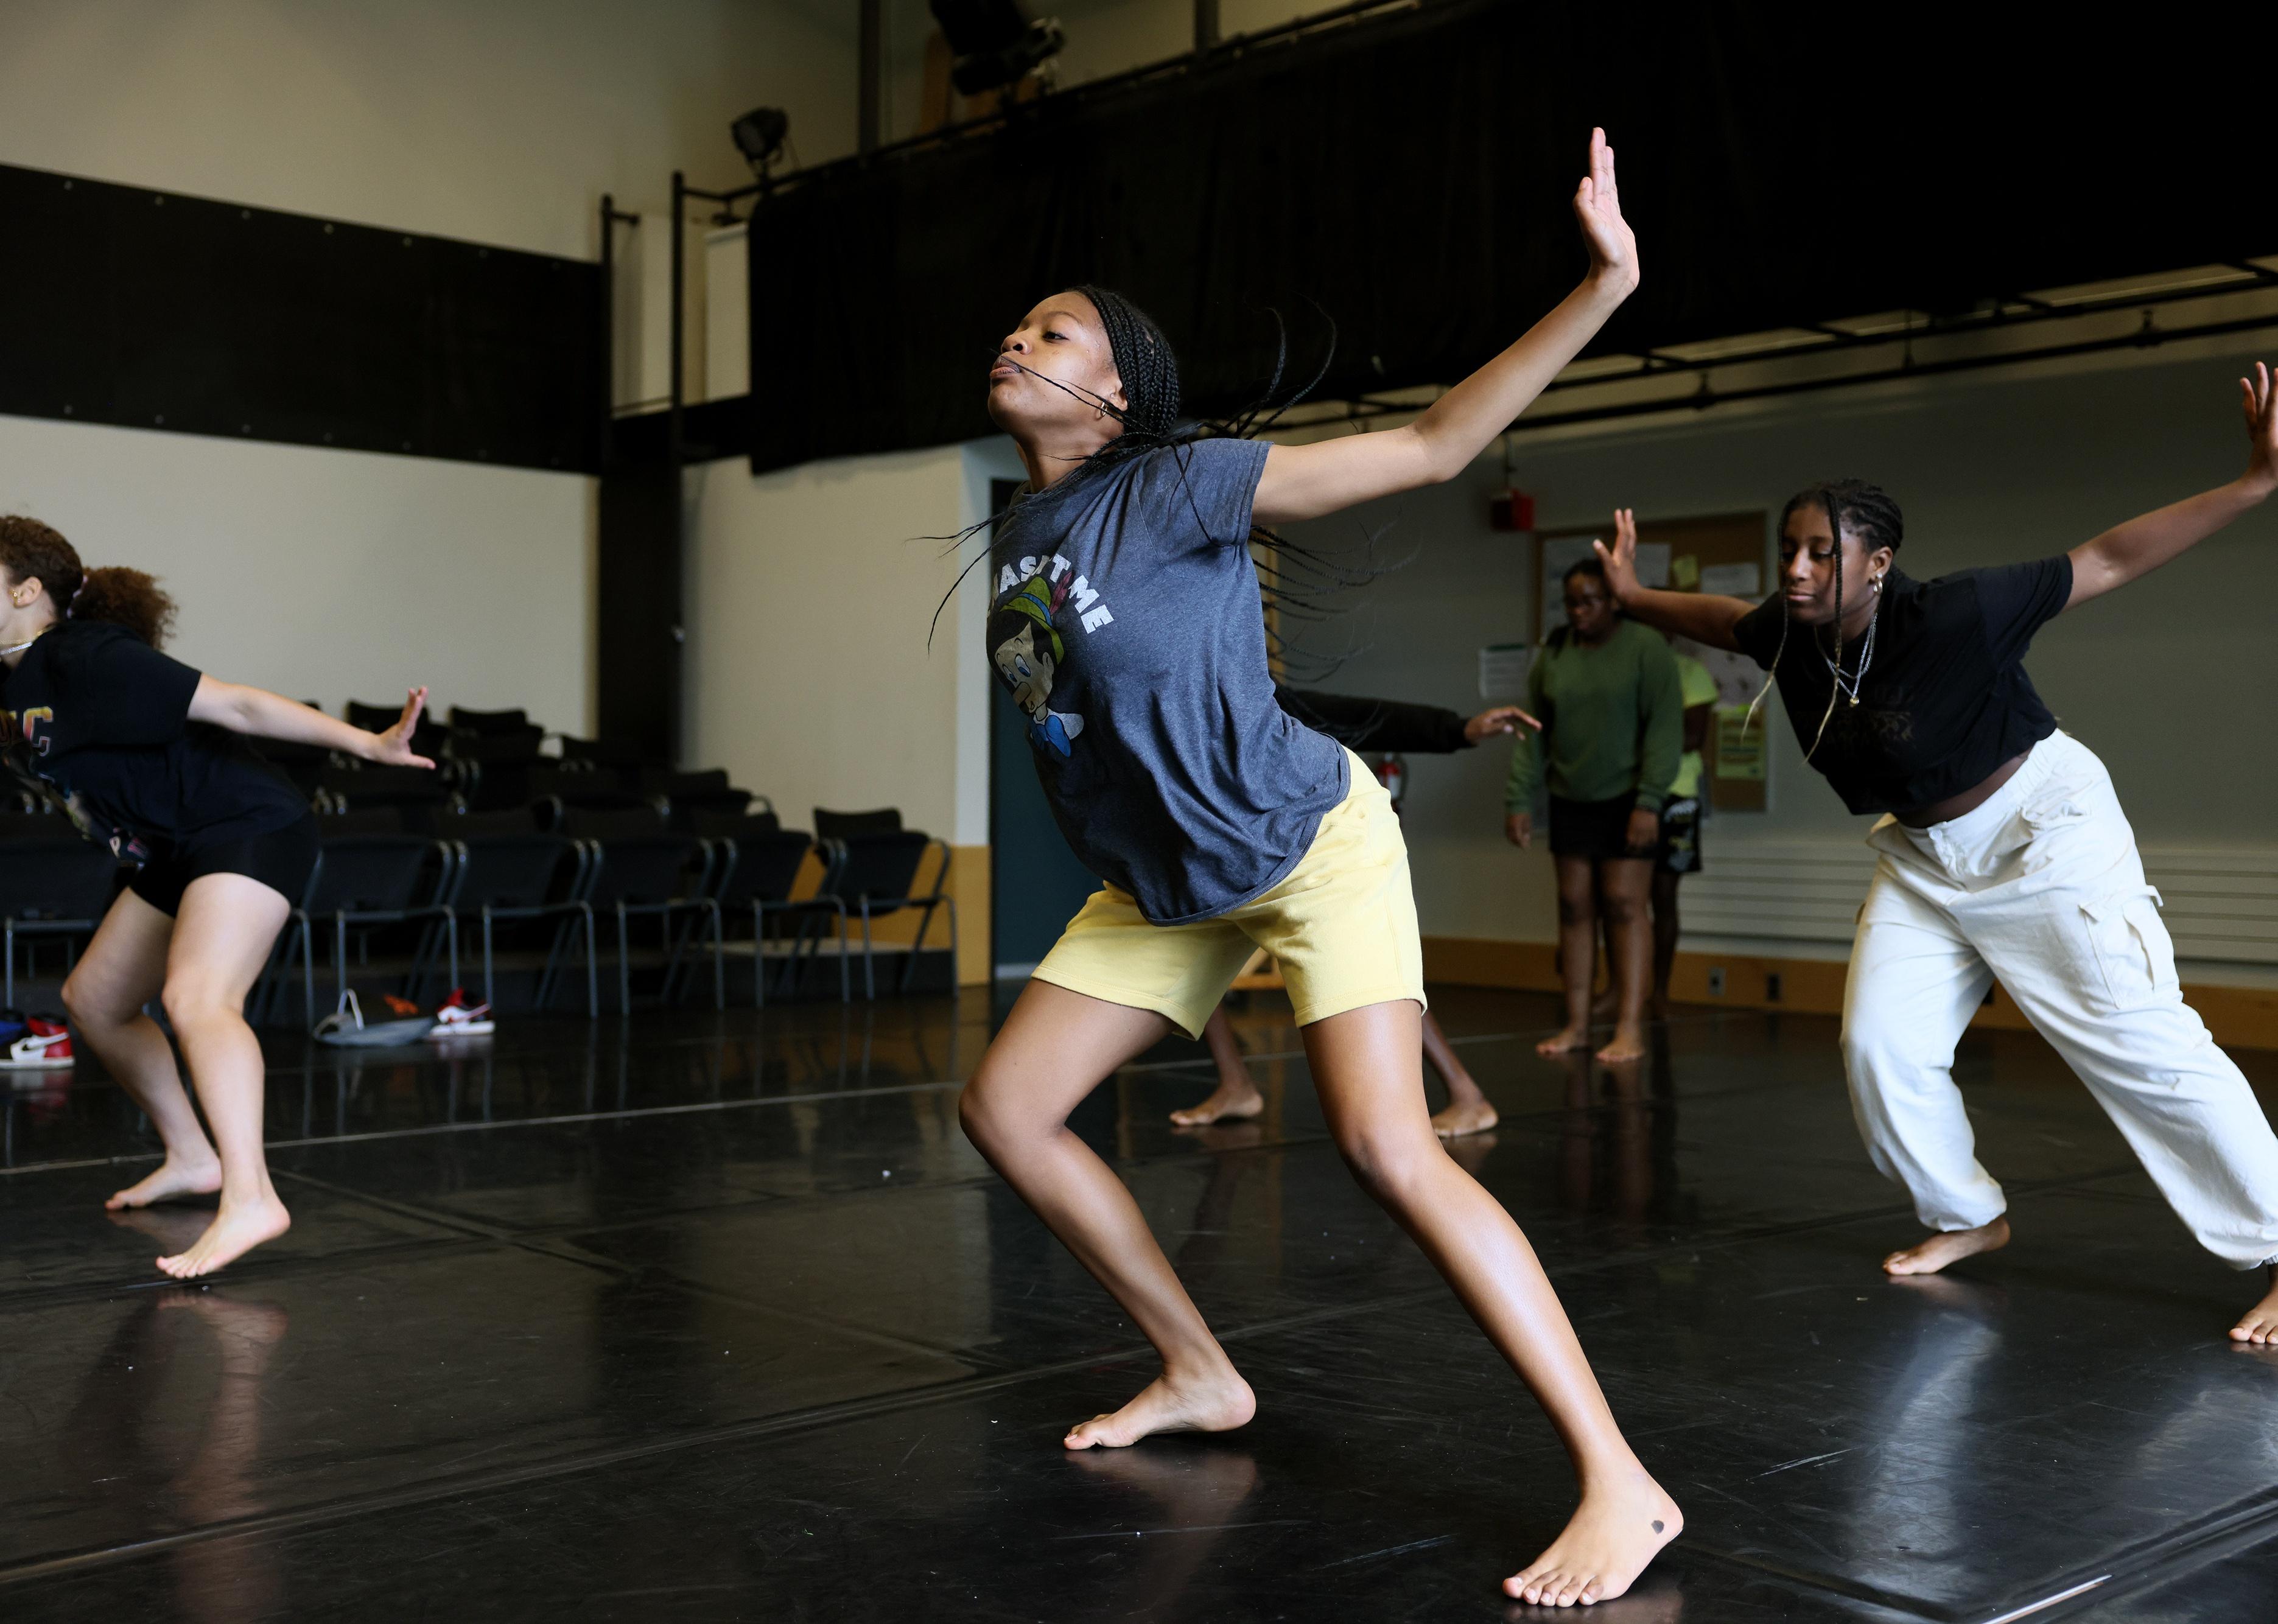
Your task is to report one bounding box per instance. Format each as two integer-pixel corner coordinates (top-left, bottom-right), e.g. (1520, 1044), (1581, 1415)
(731, 107), (790, 178)
(928, 0), (1065, 97)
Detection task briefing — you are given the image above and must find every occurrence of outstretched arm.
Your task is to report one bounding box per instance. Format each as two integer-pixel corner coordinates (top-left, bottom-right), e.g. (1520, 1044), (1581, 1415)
(1252, 129), (1640, 526)
(1593, 508), (1752, 651)
(189, 681), (435, 768)
(2067, 362), (2276, 611)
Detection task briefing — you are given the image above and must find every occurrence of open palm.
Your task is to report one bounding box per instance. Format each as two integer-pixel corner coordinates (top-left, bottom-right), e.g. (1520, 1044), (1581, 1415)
(1572, 127), (1639, 292)
(371, 686), (435, 769)
(2243, 362), (2276, 493)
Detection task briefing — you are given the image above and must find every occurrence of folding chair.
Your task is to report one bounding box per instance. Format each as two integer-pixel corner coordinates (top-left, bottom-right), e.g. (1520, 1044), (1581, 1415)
(0, 840), (121, 1004)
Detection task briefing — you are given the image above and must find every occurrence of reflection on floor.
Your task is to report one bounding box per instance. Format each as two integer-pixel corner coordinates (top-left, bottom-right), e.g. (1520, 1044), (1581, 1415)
(3, 985), (2276, 1620)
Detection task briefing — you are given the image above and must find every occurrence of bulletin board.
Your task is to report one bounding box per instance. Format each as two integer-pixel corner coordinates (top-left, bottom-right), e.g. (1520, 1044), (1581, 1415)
(1538, 513), (1770, 811)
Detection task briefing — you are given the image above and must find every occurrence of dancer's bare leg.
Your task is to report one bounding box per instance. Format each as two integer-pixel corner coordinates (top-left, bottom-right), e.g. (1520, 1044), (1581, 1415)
(152, 875), (293, 1279)
(61, 891), (220, 1210)
(1537, 856), (1598, 1055)
(1171, 1004), (1264, 1127)
(1302, 1000), (1678, 1605)
(1649, 868), (1681, 1022)
(1424, 1012), (1497, 1138)
(1593, 859), (1653, 1064)
(961, 981), (1255, 1447)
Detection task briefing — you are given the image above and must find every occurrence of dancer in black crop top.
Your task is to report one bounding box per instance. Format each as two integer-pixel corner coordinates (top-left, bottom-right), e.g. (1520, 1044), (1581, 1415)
(0, 517), (433, 1280)
(1599, 362), (2278, 1345)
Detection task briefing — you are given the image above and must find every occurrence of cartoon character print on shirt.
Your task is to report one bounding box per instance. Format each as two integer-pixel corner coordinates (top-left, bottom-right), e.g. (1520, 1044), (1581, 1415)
(989, 573), (1088, 758)
(0, 703), (147, 860)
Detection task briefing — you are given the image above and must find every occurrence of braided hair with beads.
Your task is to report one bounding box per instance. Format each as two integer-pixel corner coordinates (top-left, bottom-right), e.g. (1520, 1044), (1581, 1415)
(1744, 480), (1904, 758)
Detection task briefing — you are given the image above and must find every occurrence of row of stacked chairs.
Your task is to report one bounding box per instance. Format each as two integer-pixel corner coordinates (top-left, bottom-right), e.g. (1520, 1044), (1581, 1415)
(0, 807), (955, 1026)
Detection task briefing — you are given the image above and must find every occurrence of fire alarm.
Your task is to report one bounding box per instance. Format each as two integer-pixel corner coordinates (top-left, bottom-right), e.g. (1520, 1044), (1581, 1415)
(1488, 488), (1535, 533)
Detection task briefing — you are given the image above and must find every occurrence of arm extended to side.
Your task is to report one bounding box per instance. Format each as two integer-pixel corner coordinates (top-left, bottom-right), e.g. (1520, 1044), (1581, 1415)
(1253, 130), (1639, 527)
(189, 681), (435, 768)
(2065, 362), (2276, 609)
(1592, 508), (1753, 650)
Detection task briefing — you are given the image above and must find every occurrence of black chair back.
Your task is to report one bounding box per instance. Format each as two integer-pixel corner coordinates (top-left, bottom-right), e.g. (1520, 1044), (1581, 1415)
(557, 734), (643, 771)
(258, 738), (332, 799)
(448, 806), (547, 836)
(318, 807), (404, 836)
(449, 705), (536, 736)
(693, 808), (781, 839)
(0, 839), (119, 920)
(713, 830), (815, 908)
(452, 834), (581, 910)
(584, 835), (704, 907)
(320, 765), (450, 834)
(815, 807), (903, 841)
(562, 805), (669, 839)
(821, 830), (931, 902)
(304, 835), (440, 914)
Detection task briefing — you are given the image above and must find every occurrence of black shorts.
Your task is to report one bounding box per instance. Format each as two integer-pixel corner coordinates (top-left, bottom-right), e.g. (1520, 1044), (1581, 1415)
(1656, 796), (1703, 875)
(129, 816), (320, 917)
(1547, 794), (1655, 861)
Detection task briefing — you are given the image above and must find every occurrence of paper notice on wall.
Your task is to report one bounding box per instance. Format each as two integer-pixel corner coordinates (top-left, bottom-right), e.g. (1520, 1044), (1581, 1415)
(1670, 553), (1700, 589)
(1673, 639), (1768, 708)
(1699, 562), (1762, 598)
(1713, 704), (1767, 779)
(1478, 642), (1533, 699)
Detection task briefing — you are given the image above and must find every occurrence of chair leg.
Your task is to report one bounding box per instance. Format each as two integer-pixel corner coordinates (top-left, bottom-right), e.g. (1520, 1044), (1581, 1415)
(482, 912), (497, 1011)
(860, 901), (875, 1001)
(752, 902), (766, 1011)
(899, 898), (942, 995)
(701, 892), (720, 1006)
(617, 906), (632, 1017)
(583, 908), (599, 1018)
(5, 920), (13, 1010)
(834, 902), (850, 1004)
(301, 919), (315, 1031)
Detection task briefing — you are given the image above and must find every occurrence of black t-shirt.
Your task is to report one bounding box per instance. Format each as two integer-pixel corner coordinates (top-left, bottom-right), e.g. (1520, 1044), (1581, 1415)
(0, 621), (309, 861)
(1731, 557), (2073, 814)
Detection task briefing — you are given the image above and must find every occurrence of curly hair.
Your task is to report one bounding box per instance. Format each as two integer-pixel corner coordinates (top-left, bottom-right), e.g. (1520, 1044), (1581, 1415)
(0, 515), (177, 647)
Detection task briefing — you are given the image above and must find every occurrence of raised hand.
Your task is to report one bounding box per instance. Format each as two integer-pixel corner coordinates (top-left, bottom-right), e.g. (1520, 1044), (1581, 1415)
(1593, 507), (1641, 604)
(1465, 704), (1542, 744)
(368, 686), (435, 769)
(1572, 128), (1639, 295)
(2243, 362), (2276, 495)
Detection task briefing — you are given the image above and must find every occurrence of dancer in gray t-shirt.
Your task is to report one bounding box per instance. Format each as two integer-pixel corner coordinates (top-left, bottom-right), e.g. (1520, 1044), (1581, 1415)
(960, 131), (1680, 1608)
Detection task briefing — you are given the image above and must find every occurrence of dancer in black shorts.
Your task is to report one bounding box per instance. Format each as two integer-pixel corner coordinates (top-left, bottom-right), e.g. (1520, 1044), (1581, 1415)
(0, 517), (432, 1278)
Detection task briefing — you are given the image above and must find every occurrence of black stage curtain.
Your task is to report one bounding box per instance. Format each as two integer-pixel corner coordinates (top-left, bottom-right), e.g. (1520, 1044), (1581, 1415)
(1, 164), (600, 473)
(749, 0), (2271, 474)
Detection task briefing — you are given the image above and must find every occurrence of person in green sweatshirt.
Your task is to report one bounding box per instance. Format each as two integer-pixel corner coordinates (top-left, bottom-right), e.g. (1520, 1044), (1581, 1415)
(1504, 556), (1682, 1063)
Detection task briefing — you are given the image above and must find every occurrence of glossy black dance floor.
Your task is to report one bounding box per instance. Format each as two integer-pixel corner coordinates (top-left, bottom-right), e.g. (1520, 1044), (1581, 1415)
(4, 985), (2278, 1621)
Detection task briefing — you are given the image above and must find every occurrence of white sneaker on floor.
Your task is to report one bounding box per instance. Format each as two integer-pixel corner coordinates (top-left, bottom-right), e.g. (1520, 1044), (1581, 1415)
(426, 989), (495, 1039)
(0, 1017), (74, 1070)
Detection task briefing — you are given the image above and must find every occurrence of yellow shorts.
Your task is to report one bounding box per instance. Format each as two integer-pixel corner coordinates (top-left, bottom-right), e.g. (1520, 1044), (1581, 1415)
(1032, 750), (1427, 1040)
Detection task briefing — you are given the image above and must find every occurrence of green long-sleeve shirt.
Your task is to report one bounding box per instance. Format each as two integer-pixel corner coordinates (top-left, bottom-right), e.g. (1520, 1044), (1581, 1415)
(1504, 618), (1684, 813)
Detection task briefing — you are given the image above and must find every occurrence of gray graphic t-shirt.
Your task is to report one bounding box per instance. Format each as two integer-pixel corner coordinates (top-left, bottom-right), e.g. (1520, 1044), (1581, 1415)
(988, 437), (1348, 925)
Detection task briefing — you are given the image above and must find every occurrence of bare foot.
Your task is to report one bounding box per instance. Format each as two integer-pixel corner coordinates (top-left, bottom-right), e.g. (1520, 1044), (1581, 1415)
(1170, 1081), (1263, 1128)
(1432, 1097), (1499, 1139)
(1064, 1367), (1256, 1450)
(2230, 1269), (2278, 1345)
(1505, 1470), (1683, 1607)
(1593, 1023), (1647, 1065)
(1536, 1025), (1591, 1057)
(156, 1195), (292, 1280)
(105, 1154), (222, 1211)
(1883, 1216), (2010, 1277)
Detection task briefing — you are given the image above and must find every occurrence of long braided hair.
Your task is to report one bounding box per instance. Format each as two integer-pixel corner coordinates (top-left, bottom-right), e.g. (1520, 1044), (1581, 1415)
(934, 287), (1386, 677)
(1746, 480), (1904, 758)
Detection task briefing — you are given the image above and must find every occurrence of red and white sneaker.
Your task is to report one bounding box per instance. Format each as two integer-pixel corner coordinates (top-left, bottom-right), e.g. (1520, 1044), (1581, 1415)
(0, 1017), (74, 1070)
(425, 989), (495, 1040)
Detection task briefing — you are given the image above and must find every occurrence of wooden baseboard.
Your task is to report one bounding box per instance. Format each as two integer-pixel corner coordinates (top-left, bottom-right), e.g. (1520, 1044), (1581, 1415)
(1421, 934), (2278, 1051)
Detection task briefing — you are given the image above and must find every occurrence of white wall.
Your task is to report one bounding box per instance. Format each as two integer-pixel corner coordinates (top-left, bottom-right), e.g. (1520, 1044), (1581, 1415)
(0, 0), (857, 259)
(1283, 335), (2278, 973)
(0, 0), (857, 731)
(682, 440), (1000, 844)
(0, 416), (592, 729)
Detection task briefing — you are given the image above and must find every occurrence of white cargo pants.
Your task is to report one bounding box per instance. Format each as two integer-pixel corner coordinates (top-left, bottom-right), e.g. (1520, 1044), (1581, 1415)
(1842, 731), (2278, 1269)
